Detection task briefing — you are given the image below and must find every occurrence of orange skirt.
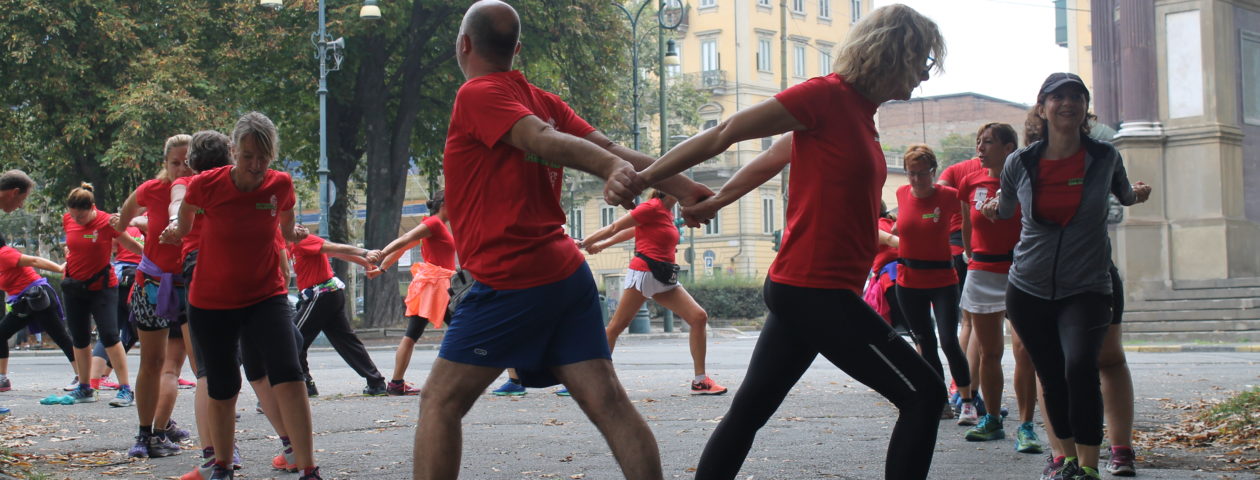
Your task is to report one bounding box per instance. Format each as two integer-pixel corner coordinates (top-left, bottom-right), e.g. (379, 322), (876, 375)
(405, 262), (455, 327)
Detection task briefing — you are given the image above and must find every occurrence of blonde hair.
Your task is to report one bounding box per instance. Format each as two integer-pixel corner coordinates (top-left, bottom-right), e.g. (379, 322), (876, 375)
(232, 112), (279, 162)
(903, 143), (938, 171)
(66, 182), (95, 210)
(157, 134), (192, 181)
(832, 4), (945, 100)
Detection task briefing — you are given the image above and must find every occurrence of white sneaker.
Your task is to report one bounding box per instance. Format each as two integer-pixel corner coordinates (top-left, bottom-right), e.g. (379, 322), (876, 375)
(62, 376), (80, 392)
(958, 401), (979, 426)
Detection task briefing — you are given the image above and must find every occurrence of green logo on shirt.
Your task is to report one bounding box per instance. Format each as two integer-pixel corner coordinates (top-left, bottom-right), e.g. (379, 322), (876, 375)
(256, 202), (276, 210)
(921, 213), (939, 220)
(524, 154), (560, 168)
(83, 234), (97, 240)
(1067, 178), (1084, 186)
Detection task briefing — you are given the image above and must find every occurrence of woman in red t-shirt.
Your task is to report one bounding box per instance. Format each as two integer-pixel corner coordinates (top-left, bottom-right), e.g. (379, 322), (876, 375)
(636, 5), (947, 478)
(114, 133), (194, 459)
(368, 191), (456, 396)
(581, 190), (726, 396)
(60, 183), (142, 406)
(167, 112), (322, 480)
(893, 145), (970, 421)
(0, 235), (76, 394)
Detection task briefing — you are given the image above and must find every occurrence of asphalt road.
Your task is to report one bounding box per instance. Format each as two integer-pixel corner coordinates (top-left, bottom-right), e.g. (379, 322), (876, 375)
(1, 333), (1257, 479)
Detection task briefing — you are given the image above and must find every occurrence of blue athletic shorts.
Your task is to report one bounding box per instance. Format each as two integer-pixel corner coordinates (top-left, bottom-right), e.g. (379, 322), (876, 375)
(439, 262), (610, 388)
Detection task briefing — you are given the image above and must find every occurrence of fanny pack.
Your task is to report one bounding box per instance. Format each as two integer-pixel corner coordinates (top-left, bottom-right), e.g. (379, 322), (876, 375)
(61, 265), (112, 295)
(971, 251), (1014, 263)
(898, 258), (954, 270)
(8, 280), (52, 316)
(300, 277), (345, 301)
(447, 269), (475, 315)
(635, 252), (679, 285)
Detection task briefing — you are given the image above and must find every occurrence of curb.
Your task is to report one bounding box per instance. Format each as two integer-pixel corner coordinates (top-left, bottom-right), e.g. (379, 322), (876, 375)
(1123, 344), (1260, 353)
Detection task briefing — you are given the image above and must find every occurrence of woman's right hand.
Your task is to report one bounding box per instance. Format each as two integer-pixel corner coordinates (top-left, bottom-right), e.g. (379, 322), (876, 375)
(159, 220), (181, 244)
(979, 197), (1000, 221)
(585, 242), (605, 255)
(682, 196), (722, 226)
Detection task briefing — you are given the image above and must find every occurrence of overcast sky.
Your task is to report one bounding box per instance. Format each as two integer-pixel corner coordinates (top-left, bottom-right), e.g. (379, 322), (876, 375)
(873, 0), (1072, 105)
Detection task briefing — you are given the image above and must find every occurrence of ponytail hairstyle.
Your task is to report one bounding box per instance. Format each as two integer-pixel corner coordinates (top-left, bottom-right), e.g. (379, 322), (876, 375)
(426, 189), (445, 216)
(157, 134), (192, 181)
(66, 182), (96, 210)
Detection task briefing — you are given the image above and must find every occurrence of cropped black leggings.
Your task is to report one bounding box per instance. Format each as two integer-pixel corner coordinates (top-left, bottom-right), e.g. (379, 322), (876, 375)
(1006, 285), (1111, 446)
(189, 294), (305, 400)
(62, 285), (120, 349)
(895, 284), (969, 388)
(695, 280), (944, 480)
(0, 284), (75, 363)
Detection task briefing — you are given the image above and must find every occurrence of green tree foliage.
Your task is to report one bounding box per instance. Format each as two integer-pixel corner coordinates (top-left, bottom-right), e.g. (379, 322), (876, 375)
(937, 132), (975, 168)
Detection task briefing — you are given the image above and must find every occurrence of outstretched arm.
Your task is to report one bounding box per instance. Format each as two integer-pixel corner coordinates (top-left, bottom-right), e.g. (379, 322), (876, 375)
(115, 233), (143, 256)
(321, 241), (372, 269)
(582, 213), (640, 255)
(369, 223), (433, 266)
(19, 254), (63, 273)
(640, 99), (801, 188)
(503, 115), (641, 210)
(113, 191), (142, 233)
(583, 131), (713, 208)
(681, 133), (792, 225)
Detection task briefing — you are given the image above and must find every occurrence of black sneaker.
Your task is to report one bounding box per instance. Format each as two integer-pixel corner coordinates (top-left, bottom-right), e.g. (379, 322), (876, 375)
(363, 383), (388, 396)
(306, 380), (319, 398)
(208, 463), (234, 480)
(298, 466), (323, 480)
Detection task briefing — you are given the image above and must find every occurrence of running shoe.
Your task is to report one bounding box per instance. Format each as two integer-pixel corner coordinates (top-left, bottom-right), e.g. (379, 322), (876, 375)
(298, 466), (323, 480)
(98, 376), (121, 390)
(964, 413), (1005, 441)
(0, 407), (9, 415)
(1015, 421), (1044, 454)
(1105, 446), (1136, 477)
(255, 401), (264, 414)
(177, 378), (196, 389)
(182, 459), (215, 480)
(232, 443), (242, 470)
(109, 388), (135, 408)
(387, 380), (421, 396)
(0, 377), (10, 392)
(363, 383), (388, 396)
(555, 388), (571, 397)
(691, 377), (728, 395)
(146, 433), (182, 457)
(1051, 457), (1082, 480)
(949, 391), (962, 417)
(957, 401), (979, 426)
(306, 380), (319, 398)
(1040, 455), (1064, 480)
(67, 387), (98, 404)
(62, 376), (78, 391)
(940, 401), (955, 420)
(208, 463), (233, 480)
(128, 434), (151, 458)
(165, 419), (191, 443)
(1072, 466), (1102, 480)
(272, 445), (297, 472)
(491, 380), (526, 396)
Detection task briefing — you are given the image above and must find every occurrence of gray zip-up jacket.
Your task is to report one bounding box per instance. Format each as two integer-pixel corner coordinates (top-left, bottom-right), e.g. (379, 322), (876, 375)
(997, 136), (1138, 300)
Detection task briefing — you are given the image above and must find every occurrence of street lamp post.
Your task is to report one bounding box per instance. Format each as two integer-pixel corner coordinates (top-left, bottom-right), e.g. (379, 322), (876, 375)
(261, 0), (380, 238)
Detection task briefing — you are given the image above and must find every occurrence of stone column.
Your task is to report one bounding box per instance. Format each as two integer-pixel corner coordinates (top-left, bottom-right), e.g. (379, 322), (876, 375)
(1091, 0), (1119, 127)
(1116, 0), (1163, 136)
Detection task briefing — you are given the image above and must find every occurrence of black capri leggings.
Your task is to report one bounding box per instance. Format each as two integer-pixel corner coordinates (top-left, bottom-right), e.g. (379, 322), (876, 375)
(189, 294), (304, 400)
(695, 279), (944, 480)
(895, 283), (969, 389)
(0, 284), (75, 363)
(1006, 284), (1111, 446)
(62, 285), (121, 349)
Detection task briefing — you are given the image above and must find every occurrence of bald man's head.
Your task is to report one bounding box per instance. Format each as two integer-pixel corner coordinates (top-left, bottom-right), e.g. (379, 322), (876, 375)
(460, 0), (521, 67)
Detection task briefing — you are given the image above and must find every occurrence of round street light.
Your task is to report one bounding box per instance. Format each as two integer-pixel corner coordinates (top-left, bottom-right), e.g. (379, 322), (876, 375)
(663, 39), (680, 67)
(360, 0), (381, 20)
(260, 0), (282, 9)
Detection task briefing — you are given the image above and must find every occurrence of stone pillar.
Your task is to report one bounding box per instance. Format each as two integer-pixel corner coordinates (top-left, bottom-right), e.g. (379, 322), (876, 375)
(1091, 0), (1119, 127)
(1116, 0), (1163, 136)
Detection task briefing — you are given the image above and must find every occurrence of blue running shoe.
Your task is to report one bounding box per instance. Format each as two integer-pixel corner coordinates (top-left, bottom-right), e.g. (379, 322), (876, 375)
(67, 388), (97, 404)
(109, 388), (135, 408)
(0, 407), (9, 415)
(554, 388), (571, 397)
(128, 434), (150, 458)
(965, 414), (1006, 441)
(1015, 421), (1045, 454)
(491, 379), (526, 396)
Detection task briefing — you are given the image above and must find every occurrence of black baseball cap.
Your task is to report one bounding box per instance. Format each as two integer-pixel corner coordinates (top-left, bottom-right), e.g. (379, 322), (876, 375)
(1040, 72), (1089, 99)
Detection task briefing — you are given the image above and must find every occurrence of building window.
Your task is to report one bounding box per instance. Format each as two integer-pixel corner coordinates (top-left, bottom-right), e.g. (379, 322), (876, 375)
(761, 136), (773, 151)
(758, 0), (770, 6)
(850, 0), (861, 22)
(757, 38), (772, 72)
(792, 0), (805, 13)
(819, 48), (833, 75)
(700, 0), (715, 8)
(705, 213), (721, 235)
(818, 0), (831, 19)
(763, 197), (775, 233)
(793, 44), (806, 77)
(703, 119), (718, 130)
(600, 205), (617, 228)
(701, 39), (719, 72)
(1243, 31), (1260, 125)
(569, 208), (584, 239)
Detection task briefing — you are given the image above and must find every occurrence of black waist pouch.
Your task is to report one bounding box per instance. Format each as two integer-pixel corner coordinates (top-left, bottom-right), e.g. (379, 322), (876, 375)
(635, 252), (679, 285)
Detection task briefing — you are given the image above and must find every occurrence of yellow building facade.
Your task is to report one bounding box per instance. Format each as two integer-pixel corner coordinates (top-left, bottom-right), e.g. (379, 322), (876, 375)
(575, 0), (870, 286)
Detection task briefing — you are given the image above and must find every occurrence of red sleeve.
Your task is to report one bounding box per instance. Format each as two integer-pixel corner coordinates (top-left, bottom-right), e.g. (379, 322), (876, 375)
(773, 76), (835, 131)
(134, 181), (152, 208)
(941, 186), (961, 217)
(293, 235), (324, 257)
(453, 79), (535, 149)
(275, 173), (296, 211)
(0, 247), (19, 270)
(939, 163), (959, 186)
(542, 91), (596, 138)
(184, 172), (211, 208)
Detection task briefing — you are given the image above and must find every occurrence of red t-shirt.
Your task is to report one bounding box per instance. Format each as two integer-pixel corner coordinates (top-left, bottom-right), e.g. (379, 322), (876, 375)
(288, 235), (332, 290)
(134, 179), (185, 274)
(958, 170), (1022, 274)
(114, 226), (144, 264)
(628, 198), (679, 272)
(184, 166), (296, 309)
(420, 215), (456, 270)
(62, 209), (120, 289)
(0, 246), (41, 297)
(172, 176), (204, 258)
(769, 74), (886, 292)
(938, 157), (983, 254)
(871, 217), (899, 272)
(1035, 149), (1086, 227)
(895, 185), (960, 289)
(443, 70), (594, 290)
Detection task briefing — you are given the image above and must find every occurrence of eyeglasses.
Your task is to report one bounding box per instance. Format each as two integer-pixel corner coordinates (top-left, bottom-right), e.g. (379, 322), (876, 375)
(922, 56), (936, 78)
(906, 168), (935, 178)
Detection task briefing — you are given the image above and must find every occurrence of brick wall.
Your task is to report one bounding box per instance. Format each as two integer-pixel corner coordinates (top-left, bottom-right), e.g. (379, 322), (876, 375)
(878, 94), (1031, 153)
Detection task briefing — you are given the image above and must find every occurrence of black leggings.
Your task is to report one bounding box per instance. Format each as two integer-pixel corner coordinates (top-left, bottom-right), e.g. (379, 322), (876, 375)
(294, 288), (384, 385)
(404, 315), (428, 341)
(695, 280), (944, 480)
(189, 294), (305, 400)
(1006, 285), (1111, 446)
(62, 285), (121, 349)
(0, 284), (75, 363)
(895, 284), (969, 389)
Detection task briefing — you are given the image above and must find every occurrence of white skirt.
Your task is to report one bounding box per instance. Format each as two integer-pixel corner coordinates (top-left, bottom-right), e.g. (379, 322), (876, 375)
(623, 268), (680, 298)
(960, 270), (1009, 314)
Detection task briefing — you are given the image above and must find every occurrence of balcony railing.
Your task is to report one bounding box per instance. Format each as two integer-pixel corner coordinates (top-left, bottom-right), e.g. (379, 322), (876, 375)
(683, 69), (727, 89)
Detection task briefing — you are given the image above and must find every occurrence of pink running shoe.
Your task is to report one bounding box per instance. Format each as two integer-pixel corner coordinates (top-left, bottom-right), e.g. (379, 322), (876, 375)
(177, 378), (196, 389)
(691, 376), (728, 395)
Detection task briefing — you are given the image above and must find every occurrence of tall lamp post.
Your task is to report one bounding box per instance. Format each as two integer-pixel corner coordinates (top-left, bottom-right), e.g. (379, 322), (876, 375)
(613, 0), (683, 151)
(260, 0), (381, 239)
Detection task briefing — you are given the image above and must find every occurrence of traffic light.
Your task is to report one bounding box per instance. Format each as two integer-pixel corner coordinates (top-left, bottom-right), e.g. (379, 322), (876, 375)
(772, 229), (782, 252)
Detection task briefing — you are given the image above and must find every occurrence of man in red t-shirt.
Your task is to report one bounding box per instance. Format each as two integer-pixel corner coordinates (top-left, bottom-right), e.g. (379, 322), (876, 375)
(415, 3), (708, 479)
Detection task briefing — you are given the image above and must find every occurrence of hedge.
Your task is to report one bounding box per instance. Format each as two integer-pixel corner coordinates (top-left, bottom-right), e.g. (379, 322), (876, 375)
(677, 276), (767, 320)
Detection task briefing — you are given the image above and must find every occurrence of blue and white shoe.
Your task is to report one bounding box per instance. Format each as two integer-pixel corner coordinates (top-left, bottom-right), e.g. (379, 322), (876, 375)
(491, 380), (526, 396)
